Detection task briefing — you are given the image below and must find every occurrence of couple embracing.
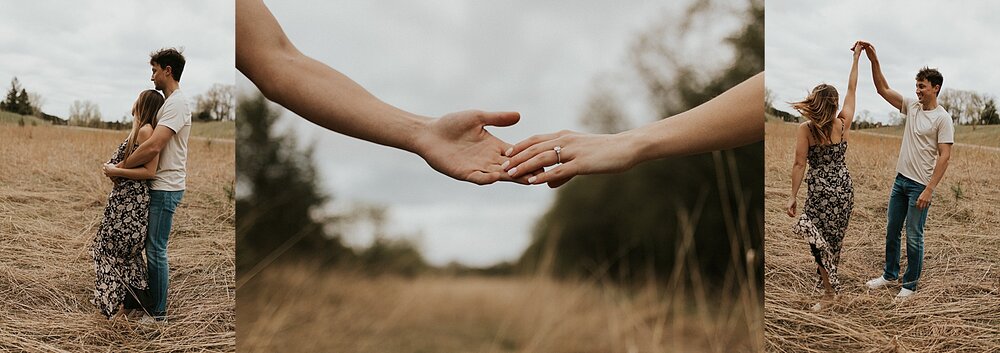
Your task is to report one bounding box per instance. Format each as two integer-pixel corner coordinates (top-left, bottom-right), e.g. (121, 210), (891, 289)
(91, 48), (192, 322)
(787, 41), (953, 310)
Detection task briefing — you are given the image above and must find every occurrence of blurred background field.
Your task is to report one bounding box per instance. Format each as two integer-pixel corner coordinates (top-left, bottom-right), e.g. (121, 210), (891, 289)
(0, 121), (235, 352)
(763, 120), (1000, 352)
(236, 0), (764, 352)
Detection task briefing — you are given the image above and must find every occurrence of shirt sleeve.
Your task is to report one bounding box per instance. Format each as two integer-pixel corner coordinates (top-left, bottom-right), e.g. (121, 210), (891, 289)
(157, 99), (186, 133)
(938, 115), (955, 144)
(899, 97), (916, 116)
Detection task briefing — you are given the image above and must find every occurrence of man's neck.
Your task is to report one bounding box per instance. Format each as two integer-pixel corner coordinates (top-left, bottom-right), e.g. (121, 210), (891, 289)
(162, 81), (180, 98)
(921, 98), (938, 111)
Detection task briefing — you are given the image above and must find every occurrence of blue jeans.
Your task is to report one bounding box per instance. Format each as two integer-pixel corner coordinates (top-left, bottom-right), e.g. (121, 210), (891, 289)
(146, 189), (184, 318)
(882, 174), (929, 291)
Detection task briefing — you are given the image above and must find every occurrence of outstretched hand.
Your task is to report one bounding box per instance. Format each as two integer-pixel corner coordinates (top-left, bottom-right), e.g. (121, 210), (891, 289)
(415, 110), (535, 185)
(853, 40), (876, 61)
(502, 130), (640, 188)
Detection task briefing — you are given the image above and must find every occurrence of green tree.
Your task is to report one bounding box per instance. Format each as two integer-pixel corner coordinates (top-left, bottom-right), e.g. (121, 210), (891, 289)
(981, 98), (1000, 125)
(236, 94), (351, 274)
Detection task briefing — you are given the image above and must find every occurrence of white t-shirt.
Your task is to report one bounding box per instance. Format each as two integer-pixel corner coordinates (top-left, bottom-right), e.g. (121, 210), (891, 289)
(896, 97), (954, 185)
(151, 89), (192, 191)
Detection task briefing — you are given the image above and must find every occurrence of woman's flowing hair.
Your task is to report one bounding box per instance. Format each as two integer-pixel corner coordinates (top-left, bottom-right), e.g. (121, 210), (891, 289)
(790, 84), (839, 144)
(123, 90), (165, 162)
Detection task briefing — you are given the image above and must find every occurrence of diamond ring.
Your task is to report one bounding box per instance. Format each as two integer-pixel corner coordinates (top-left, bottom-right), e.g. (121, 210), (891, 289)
(554, 146), (562, 164)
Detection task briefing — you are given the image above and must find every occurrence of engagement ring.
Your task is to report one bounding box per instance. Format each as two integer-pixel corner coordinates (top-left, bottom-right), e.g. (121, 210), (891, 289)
(554, 146), (562, 164)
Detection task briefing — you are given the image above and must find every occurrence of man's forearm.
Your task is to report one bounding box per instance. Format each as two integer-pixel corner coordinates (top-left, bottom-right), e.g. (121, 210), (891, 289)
(122, 144), (158, 168)
(925, 156), (950, 192)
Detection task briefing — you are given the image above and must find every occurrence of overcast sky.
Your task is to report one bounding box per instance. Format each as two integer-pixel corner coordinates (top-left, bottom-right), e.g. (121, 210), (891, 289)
(0, 1), (234, 121)
(766, 1), (1000, 123)
(238, 0), (745, 266)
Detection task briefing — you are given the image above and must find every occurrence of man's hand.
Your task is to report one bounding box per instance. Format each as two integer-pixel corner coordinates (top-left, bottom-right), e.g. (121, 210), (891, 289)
(414, 110), (533, 185)
(916, 188), (933, 210)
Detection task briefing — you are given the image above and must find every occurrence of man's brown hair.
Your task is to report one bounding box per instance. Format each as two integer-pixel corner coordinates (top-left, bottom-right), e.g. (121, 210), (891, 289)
(915, 67), (943, 96)
(150, 48), (186, 82)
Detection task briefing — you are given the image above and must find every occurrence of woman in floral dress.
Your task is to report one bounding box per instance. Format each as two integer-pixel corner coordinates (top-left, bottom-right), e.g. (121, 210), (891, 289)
(786, 42), (863, 311)
(91, 89), (164, 318)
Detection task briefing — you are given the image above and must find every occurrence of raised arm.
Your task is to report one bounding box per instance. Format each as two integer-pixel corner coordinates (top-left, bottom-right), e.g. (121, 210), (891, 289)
(105, 126), (160, 180)
(838, 43), (863, 128)
(235, 0), (526, 185)
(859, 41), (903, 110)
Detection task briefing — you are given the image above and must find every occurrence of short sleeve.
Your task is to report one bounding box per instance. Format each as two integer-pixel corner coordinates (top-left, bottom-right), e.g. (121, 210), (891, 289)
(158, 99), (186, 133)
(899, 97), (916, 116)
(938, 115), (955, 144)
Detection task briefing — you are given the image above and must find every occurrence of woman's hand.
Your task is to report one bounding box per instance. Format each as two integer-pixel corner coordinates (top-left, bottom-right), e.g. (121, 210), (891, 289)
(102, 163), (120, 184)
(503, 130), (642, 188)
(786, 198), (797, 217)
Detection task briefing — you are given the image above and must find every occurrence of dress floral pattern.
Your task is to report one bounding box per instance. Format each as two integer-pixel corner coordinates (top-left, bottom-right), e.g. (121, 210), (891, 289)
(792, 122), (853, 294)
(91, 139), (149, 318)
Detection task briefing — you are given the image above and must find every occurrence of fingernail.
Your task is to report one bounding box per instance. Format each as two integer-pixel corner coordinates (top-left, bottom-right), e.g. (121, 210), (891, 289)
(508, 167), (518, 176)
(528, 176), (537, 184)
(501, 160), (510, 169)
(504, 147), (513, 156)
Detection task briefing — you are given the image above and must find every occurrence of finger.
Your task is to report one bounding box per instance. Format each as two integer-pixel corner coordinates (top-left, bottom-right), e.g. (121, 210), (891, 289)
(528, 162), (578, 185)
(506, 132), (562, 158)
(479, 111), (520, 128)
(508, 138), (564, 171)
(509, 149), (559, 178)
(494, 169), (536, 184)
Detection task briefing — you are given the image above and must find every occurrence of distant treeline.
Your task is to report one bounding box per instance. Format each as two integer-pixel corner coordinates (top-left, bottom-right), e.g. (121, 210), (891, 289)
(2, 76), (234, 129)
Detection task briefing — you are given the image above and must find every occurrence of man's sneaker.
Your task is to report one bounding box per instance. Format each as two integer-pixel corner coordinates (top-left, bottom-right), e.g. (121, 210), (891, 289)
(138, 314), (165, 325)
(896, 288), (915, 299)
(866, 276), (894, 289)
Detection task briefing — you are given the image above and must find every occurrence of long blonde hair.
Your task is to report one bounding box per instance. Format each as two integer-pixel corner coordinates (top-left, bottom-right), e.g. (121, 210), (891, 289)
(123, 90), (164, 161)
(791, 84), (839, 144)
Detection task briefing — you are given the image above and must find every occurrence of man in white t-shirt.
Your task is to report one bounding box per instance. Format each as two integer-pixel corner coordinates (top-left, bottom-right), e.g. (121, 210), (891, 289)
(858, 42), (954, 299)
(119, 48), (192, 321)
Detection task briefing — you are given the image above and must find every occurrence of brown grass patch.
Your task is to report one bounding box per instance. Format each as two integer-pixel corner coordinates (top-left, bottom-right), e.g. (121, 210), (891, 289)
(764, 121), (1000, 352)
(238, 263), (762, 353)
(0, 124), (235, 352)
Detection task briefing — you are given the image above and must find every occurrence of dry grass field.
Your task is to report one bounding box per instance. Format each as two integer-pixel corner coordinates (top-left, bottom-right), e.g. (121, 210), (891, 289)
(0, 124), (235, 352)
(859, 124), (1000, 149)
(237, 263), (763, 353)
(764, 121), (1000, 352)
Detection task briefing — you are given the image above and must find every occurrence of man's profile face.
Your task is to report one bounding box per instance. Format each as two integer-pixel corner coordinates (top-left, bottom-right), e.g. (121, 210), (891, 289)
(150, 63), (169, 90)
(915, 78), (939, 104)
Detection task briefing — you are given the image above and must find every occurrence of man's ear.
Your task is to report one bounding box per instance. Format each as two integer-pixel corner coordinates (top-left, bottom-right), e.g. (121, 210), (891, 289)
(163, 65), (173, 79)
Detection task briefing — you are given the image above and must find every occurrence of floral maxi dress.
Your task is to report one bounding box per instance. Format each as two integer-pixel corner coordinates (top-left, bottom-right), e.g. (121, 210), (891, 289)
(91, 140), (149, 318)
(793, 128), (853, 294)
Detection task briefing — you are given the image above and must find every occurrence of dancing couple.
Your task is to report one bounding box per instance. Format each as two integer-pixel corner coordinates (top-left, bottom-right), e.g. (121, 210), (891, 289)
(787, 41), (953, 310)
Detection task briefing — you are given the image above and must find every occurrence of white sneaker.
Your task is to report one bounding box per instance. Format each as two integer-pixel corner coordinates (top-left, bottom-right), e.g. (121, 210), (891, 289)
(138, 314), (165, 325)
(896, 288), (915, 298)
(866, 276), (894, 289)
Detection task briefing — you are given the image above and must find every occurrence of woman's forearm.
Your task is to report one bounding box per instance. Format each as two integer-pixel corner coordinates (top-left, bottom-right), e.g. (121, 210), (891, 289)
(790, 164), (805, 199)
(624, 72), (764, 163)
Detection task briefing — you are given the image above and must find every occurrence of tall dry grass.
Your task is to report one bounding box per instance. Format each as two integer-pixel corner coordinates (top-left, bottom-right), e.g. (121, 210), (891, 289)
(764, 121), (1000, 352)
(238, 265), (761, 353)
(236, 148), (764, 353)
(0, 124), (235, 352)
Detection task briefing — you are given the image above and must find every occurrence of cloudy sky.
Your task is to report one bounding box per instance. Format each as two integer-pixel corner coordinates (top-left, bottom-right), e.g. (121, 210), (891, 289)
(766, 1), (1000, 123)
(0, 1), (234, 121)
(238, 0), (745, 266)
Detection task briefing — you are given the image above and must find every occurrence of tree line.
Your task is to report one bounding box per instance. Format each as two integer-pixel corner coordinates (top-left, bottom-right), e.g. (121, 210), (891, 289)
(2, 76), (234, 129)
